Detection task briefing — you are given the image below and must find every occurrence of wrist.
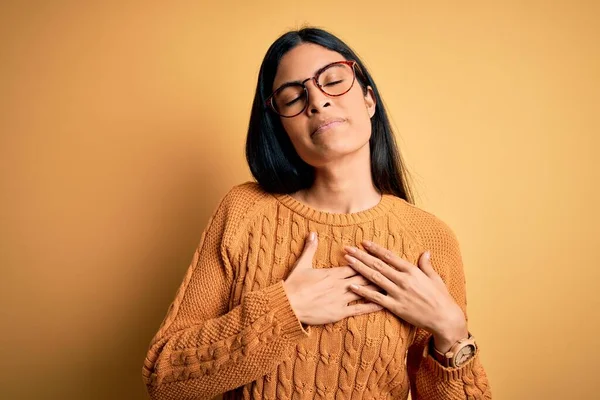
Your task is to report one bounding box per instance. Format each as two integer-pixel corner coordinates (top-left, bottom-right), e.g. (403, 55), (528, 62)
(282, 281), (304, 322)
(430, 331), (477, 368)
(432, 308), (468, 353)
(433, 327), (468, 353)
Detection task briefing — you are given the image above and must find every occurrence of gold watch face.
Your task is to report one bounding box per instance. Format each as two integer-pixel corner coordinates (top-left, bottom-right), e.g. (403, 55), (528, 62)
(455, 344), (476, 366)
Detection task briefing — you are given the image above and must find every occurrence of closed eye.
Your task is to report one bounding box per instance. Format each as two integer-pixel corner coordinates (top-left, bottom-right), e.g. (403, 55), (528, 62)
(284, 96), (303, 107)
(323, 79), (344, 87)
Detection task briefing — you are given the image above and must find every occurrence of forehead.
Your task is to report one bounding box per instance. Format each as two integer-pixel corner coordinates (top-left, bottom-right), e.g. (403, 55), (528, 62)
(272, 43), (345, 90)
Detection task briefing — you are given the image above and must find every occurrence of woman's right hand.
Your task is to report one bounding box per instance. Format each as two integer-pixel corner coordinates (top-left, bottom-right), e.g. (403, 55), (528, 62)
(283, 232), (383, 325)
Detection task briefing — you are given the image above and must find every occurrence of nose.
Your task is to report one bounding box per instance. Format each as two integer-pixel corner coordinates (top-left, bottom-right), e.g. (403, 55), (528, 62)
(304, 78), (331, 115)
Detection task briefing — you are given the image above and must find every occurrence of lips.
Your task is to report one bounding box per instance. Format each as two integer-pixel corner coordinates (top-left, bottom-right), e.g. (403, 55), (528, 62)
(311, 118), (346, 137)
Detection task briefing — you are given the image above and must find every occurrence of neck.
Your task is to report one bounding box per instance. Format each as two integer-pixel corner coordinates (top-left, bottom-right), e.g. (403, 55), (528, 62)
(293, 145), (381, 214)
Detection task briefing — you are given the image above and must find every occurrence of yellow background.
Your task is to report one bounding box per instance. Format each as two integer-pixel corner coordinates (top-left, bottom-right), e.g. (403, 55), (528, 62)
(2, 1), (598, 399)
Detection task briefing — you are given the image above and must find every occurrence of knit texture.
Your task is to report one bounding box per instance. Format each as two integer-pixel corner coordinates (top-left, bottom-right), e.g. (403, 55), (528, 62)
(142, 181), (492, 400)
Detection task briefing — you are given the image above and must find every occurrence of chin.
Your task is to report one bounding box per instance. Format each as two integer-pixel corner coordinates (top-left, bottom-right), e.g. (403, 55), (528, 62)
(308, 140), (367, 161)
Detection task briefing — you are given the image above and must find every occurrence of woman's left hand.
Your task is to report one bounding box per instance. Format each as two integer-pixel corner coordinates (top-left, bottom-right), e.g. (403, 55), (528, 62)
(343, 241), (468, 353)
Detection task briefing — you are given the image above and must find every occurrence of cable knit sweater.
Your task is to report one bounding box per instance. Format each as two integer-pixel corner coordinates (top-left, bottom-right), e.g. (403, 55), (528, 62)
(142, 181), (491, 399)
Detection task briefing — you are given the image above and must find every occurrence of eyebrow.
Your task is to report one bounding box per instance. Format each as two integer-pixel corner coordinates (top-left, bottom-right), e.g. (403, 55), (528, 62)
(274, 62), (332, 90)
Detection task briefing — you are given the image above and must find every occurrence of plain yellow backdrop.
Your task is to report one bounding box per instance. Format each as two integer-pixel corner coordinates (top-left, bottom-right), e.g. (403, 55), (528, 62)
(1, 1), (598, 399)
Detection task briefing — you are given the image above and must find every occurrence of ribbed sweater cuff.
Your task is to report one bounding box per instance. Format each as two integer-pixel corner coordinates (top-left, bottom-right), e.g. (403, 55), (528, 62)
(263, 281), (310, 342)
(421, 335), (479, 381)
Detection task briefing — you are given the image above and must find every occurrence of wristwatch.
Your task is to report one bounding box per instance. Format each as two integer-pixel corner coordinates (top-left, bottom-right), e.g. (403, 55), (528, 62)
(430, 332), (477, 368)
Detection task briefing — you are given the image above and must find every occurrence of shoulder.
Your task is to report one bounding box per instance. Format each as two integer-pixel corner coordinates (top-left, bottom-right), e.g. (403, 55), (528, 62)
(213, 180), (277, 245)
(390, 199), (466, 291)
(218, 180), (272, 217)
(389, 197), (460, 252)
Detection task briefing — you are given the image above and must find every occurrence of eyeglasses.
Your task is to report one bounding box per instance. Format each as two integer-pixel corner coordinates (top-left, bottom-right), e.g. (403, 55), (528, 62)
(265, 60), (363, 118)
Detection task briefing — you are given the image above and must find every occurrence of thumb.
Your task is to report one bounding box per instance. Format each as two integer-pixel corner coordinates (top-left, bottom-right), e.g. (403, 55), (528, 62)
(291, 231), (318, 271)
(418, 250), (438, 280)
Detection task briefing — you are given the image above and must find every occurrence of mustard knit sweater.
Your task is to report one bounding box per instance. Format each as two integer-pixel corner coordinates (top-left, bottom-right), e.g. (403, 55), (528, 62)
(142, 181), (491, 399)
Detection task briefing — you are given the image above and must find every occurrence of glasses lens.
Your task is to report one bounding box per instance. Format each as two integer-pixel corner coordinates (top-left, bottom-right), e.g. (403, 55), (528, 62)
(317, 62), (355, 96)
(273, 84), (306, 117)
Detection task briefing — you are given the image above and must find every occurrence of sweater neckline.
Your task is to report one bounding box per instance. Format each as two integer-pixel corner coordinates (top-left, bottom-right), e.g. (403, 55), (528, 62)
(272, 191), (396, 226)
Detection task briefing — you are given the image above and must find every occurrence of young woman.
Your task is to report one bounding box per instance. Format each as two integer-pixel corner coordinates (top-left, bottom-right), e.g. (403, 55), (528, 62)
(143, 27), (491, 400)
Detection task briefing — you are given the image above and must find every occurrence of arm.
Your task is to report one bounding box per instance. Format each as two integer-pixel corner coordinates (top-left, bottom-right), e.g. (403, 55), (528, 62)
(406, 220), (492, 399)
(142, 191), (308, 400)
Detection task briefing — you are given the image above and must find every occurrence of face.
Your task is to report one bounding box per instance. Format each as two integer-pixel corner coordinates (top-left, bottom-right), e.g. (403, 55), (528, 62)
(271, 43), (376, 167)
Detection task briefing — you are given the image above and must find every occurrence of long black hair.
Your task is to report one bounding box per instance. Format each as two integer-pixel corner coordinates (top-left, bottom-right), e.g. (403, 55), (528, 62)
(245, 27), (414, 204)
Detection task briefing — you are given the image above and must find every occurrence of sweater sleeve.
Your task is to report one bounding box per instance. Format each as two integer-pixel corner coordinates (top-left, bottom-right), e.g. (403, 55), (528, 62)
(142, 188), (309, 400)
(406, 218), (492, 399)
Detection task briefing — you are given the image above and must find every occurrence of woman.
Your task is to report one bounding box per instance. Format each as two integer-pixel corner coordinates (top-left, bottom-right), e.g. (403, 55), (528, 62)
(143, 27), (491, 400)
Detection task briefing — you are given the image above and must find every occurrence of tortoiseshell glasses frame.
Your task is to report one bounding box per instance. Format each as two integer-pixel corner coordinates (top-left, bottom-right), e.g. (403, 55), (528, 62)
(265, 60), (364, 118)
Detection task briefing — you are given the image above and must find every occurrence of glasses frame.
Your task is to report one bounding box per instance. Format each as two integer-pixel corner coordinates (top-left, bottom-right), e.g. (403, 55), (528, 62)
(265, 60), (363, 118)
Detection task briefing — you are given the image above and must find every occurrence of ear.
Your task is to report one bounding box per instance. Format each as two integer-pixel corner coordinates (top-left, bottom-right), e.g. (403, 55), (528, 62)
(364, 85), (376, 118)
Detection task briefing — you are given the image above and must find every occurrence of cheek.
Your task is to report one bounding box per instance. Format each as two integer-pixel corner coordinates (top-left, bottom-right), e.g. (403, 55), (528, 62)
(345, 97), (372, 136)
(281, 119), (306, 140)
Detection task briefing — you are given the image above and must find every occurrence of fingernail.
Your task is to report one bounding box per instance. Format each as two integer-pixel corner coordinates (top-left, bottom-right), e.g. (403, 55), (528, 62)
(425, 250), (431, 260)
(310, 232), (316, 241)
(363, 240), (372, 247)
(344, 254), (355, 264)
(350, 284), (360, 290)
(345, 246), (356, 254)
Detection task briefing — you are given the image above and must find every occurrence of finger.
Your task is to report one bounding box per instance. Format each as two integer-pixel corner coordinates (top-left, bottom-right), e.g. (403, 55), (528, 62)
(418, 251), (437, 279)
(418, 250), (446, 286)
(344, 253), (400, 295)
(342, 284), (380, 303)
(344, 246), (404, 285)
(342, 290), (362, 303)
(330, 265), (357, 279)
(359, 241), (415, 273)
(343, 302), (384, 318)
(349, 282), (394, 309)
(345, 274), (371, 287)
(291, 232), (318, 271)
